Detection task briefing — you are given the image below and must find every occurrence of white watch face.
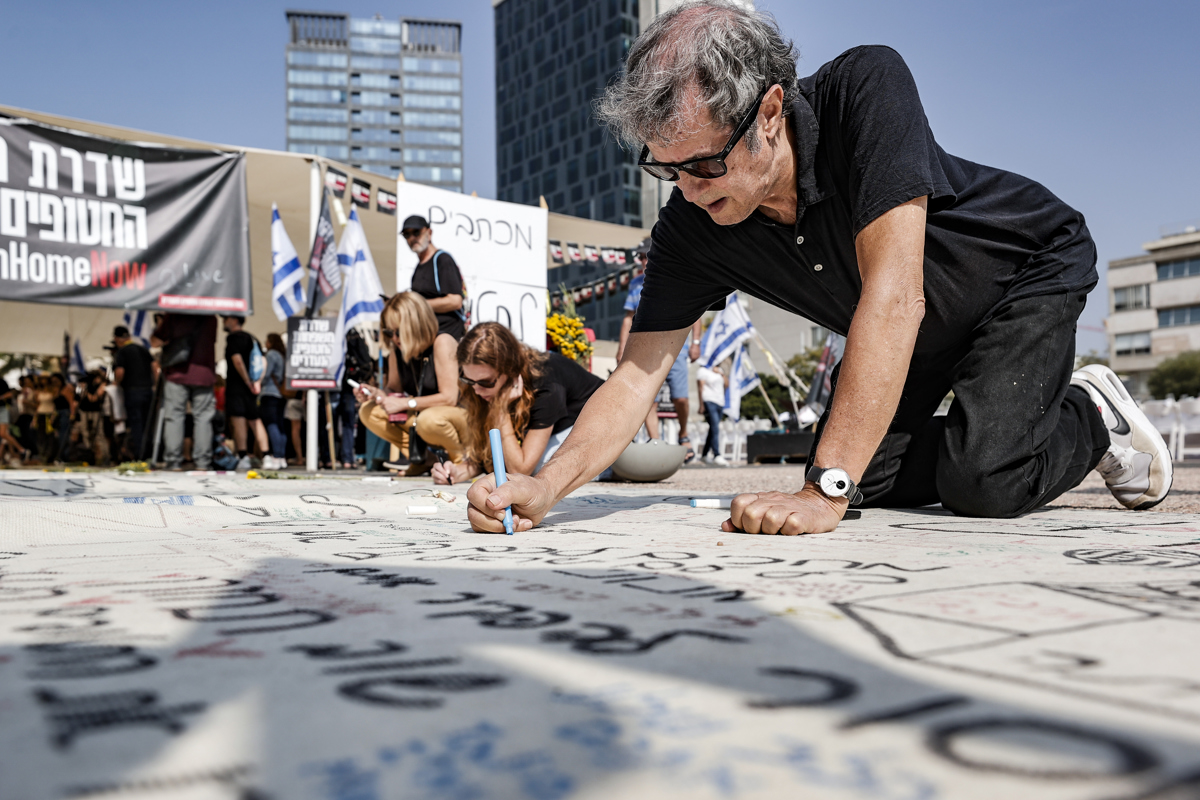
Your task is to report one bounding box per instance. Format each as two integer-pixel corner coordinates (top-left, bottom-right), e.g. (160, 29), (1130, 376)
(408, 398), (417, 409)
(819, 469), (851, 497)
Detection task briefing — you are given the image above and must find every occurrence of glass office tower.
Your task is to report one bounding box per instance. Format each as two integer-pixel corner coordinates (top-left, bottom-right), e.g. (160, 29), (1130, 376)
(285, 12), (464, 193)
(493, 0), (642, 226)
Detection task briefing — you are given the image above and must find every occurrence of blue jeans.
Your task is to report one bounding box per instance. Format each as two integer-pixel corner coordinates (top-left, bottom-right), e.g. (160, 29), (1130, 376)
(318, 388), (358, 466)
(259, 395), (287, 459)
(54, 410), (71, 462)
(703, 401), (722, 458)
(337, 388), (358, 465)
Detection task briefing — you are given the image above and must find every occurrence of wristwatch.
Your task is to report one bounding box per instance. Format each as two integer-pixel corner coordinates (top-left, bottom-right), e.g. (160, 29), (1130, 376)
(806, 465), (863, 505)
(407, 397), (418, 410)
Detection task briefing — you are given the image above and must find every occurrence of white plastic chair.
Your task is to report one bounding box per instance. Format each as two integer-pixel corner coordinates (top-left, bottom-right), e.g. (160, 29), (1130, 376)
(719, 420), (738, 461)
(1175, 397), (1200, 460)
(659, 418), (680, 445)
(1139, 398), (1181, 461)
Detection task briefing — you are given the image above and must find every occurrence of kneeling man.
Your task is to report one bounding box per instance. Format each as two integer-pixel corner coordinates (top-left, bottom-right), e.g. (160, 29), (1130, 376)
(469, 0), (1172, 534)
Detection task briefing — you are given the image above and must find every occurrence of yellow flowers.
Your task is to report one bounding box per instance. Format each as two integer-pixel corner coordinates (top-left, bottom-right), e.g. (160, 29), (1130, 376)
(546, 312), (592, 366)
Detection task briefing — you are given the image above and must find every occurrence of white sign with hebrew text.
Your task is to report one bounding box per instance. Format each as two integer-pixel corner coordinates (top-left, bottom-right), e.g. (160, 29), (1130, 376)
(396, 183), (548, 350)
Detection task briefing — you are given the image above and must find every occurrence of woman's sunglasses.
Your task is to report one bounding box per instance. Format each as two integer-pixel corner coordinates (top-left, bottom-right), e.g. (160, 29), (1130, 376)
(638, 86), (769, 182)
(459, 372), (499, 389)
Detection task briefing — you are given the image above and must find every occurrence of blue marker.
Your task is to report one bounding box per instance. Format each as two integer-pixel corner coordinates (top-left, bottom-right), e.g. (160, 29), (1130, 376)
(488, 428), (514, 535)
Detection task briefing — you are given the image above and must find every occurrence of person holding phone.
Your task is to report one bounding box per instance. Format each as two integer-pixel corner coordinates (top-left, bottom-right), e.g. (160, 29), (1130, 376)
(354, 292), (467, 476)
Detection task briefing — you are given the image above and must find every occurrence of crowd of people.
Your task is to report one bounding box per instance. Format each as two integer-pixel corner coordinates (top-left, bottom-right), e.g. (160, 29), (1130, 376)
(0, 213), (619, 480)
(0, 326), (160, 467)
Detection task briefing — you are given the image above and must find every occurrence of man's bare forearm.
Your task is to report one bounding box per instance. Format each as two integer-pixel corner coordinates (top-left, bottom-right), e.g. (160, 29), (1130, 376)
(814, 292), (922, 480)
(537, 328), (686, 502)
(231, 354), (252, 388)
(812, 198), (927, 482)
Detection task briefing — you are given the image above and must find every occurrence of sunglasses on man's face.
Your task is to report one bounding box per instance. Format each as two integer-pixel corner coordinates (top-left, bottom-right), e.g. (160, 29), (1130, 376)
(458, 372), (499, 389)
(402, 229), (425, 239)
(638, 86), (769, 182)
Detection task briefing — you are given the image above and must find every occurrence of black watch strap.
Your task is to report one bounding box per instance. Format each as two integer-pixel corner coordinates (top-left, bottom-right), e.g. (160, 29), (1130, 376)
(806, 465), (864, 506)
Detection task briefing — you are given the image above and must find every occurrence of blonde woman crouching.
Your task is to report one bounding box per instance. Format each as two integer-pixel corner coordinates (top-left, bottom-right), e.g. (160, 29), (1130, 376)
(354, 292), (469, 476)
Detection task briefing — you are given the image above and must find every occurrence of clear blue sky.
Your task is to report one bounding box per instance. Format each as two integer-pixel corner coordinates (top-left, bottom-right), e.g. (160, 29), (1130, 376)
(2, 0), (1197, 354)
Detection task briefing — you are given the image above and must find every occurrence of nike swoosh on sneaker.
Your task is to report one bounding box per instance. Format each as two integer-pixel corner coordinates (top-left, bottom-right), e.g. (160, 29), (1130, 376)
(1108, 403), (1131, 436)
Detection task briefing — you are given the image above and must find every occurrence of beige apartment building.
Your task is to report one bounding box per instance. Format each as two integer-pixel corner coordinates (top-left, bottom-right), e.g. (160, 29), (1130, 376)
(1108, 227), (1200, 397)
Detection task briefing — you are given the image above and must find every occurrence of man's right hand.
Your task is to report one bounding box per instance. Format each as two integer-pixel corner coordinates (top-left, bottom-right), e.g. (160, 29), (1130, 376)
(466, 472), (556, 533)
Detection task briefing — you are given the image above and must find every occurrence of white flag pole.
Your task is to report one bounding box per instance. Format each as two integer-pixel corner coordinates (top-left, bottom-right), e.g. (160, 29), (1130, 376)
(306, 159), (321, 473)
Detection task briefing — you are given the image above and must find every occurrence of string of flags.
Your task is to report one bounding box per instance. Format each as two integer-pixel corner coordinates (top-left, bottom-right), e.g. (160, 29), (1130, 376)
(548, 239), (644, 310)
(324, 166), (398, 216)
(549, 239), (635, 267)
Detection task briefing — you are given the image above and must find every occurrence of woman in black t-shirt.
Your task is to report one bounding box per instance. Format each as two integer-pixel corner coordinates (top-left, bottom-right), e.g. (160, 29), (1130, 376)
(354, 292), (468, 476)
(432, 322), (605, 486)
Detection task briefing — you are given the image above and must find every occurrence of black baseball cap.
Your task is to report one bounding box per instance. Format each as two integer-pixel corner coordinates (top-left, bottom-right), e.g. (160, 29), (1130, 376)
(633, 237), (652, 255)
(402, 215), (429, 231)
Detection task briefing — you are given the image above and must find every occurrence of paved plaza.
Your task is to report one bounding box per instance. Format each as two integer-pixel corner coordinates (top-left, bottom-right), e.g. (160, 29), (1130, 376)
(0, 468), (1198, 799)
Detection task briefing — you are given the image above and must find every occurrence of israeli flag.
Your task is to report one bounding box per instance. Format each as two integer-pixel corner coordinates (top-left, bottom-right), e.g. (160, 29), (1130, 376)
(699, 292), (754, 368)
(331, 209), (385, 383)
(271, 204), (307, 321)
(723, 345), (761, 421)
(69, 339), (86, 382)
(122, 310), (152, 347)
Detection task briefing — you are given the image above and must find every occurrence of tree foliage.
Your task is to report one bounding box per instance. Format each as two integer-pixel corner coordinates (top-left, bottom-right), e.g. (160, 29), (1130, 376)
(1074, 350), (1108, 369)
(736, 346), (825, 421)
(1148, 351), (1200, 399)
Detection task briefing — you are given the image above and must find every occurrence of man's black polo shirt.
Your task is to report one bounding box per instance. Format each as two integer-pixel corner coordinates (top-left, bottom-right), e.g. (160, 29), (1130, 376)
(631, 46), (1098, 356)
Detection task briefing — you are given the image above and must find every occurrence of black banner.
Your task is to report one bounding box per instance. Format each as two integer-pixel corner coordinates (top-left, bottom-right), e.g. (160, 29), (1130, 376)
(285, 316), (340, 390)
(350, 179), (370, 208)
(325, 166), (347, 195)
(376, 188), (396, 215)
(0, 117), (250, 312)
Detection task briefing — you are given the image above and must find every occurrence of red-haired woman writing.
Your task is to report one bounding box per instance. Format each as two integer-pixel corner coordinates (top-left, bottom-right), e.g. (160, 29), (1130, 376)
(432, 322), (606, 485)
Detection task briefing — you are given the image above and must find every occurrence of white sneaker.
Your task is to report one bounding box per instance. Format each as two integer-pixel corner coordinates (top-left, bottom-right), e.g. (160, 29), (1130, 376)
(263, 456), (281, 470)
(1071, 364), (1172, 510)
(713, 455), (729, 467)
(235, 455), (252, 472)
(704, 453), (714, 464)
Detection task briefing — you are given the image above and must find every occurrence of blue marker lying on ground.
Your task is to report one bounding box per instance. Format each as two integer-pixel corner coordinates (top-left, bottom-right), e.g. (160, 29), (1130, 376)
(488, 428), (514, 535)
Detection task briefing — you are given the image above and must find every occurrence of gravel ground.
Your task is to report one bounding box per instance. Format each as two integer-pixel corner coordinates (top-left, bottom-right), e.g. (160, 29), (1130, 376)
(651, 460), (1200, 513)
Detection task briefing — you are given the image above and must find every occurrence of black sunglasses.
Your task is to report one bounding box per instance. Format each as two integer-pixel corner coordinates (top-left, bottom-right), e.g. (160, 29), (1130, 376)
(459, 372), (499, 389)
(401, 229), (425, 239)
(381, 328), (399, 339)
(638, 86), (769, 182)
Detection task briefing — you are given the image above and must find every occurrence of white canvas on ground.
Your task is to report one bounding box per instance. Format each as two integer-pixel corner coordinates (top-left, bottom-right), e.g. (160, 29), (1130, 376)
(1, 471), (1199, 799)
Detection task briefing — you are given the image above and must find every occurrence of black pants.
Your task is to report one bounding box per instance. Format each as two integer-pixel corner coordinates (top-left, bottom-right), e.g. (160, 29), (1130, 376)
(814, 291), (1110, 518)
(124, 387), (153, 461)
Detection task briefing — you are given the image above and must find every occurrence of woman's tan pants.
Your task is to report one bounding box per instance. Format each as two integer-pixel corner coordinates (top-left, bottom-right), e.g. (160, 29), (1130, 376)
(358, 401), (469, 463)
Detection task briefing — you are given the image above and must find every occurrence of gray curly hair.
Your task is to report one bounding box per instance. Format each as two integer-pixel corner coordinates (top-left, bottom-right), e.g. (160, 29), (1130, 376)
(596, 0), (799, 149)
